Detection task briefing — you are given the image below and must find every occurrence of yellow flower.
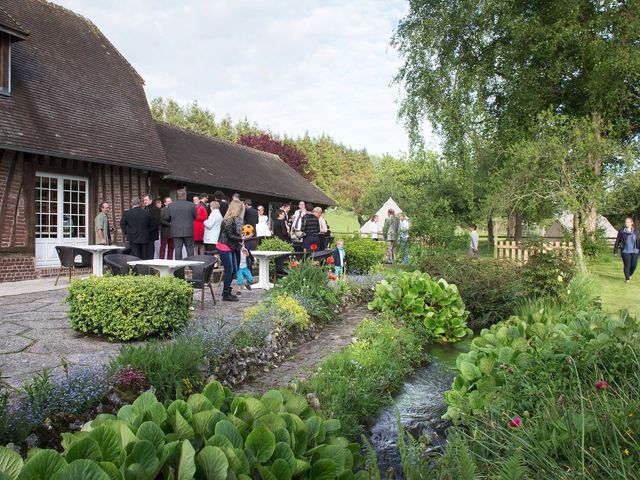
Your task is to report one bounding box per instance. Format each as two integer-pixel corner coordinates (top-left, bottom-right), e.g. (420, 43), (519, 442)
(623, 448), (630, 456)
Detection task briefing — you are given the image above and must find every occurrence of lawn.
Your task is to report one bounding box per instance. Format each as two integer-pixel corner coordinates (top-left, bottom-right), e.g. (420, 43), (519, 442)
(325, 207), (361, 234)
(590, 255), (640, 317)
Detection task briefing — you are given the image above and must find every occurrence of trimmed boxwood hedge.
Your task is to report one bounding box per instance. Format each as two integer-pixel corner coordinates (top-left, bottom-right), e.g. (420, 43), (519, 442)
(66, 275), (193, 340)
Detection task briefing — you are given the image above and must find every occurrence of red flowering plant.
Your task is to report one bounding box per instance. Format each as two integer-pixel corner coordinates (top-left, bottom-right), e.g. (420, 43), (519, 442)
(327, 257), (335, 264)
(509, 417), (523, 427)
(114, 366), (147, 402)
(596, 380), (609, 391)
(310, 244), (318, 251)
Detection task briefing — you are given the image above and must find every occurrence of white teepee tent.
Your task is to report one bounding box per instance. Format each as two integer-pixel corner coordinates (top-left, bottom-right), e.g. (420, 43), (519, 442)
(360, 197), (403, 237)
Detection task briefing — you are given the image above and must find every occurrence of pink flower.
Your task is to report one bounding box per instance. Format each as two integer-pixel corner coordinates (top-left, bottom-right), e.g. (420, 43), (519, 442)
(509, 417), (522, 427)
(596, 380), (609, 391)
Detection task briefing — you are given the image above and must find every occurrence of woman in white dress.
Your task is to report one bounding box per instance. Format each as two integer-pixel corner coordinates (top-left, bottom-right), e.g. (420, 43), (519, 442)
(255, 205), (272, 238)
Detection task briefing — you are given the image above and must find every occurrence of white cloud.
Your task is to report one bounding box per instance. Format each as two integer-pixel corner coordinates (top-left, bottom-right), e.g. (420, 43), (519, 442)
(53, 0), (432, 156)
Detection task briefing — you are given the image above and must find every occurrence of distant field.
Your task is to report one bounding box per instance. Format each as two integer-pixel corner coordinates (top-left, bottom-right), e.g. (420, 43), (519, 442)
(325, 208), (361, 234)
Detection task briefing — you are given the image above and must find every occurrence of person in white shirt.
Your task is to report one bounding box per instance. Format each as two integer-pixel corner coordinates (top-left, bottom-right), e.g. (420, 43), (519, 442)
(369, 214), (381, 240)
(398, 213), (411, 264)
(255, 205), (272, 238)
(290, 201), (307, 251)
(468, 223), (479, 257)
(203, 201), (223, 254)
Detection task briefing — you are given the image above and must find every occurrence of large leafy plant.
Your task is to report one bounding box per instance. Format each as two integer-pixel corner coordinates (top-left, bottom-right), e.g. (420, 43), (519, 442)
(368, 271), (470, 343)
(0, 382), (365, 479)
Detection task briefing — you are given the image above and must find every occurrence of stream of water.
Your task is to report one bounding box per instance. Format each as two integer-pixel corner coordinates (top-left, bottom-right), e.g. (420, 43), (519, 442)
(367, 336), (473, 477)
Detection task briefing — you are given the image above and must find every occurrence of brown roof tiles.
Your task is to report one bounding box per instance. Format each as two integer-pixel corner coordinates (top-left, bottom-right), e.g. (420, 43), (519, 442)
(0, 0), (167, 171)
(156, 122), (335, 206)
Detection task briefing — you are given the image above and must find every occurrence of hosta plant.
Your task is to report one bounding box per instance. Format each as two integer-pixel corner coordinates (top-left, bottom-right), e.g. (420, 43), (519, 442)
(0, 381), (365, 479)
(368, 271), (470, 343)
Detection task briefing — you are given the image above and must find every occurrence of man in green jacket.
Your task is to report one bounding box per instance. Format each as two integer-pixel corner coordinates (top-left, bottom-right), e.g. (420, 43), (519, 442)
(383, 208), (399, 263)
(95, 202), (112, 245)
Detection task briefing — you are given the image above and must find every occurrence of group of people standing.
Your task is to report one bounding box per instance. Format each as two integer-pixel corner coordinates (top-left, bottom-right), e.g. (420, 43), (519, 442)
(365, 209), (411, 264)
(94, 189), (333, 301)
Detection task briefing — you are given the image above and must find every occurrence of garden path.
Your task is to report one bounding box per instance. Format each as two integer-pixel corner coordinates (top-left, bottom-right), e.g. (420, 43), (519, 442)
(0, 287), (263, 391)
(237, 303), (371, 394)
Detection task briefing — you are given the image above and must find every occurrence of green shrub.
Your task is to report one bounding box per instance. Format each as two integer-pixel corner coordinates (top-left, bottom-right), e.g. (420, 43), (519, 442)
(303, 316), (424, 436)
(0, 382), (365, 479)
(256, 237), (294, 253)
(112, 337), (205, 401)
(343, 237), (387, 274)
(66, 275), (193, 340)
(368, 271), (470, 343)
(270, 259), (338, 322)
(243, 294), (310, 331)
(438, 307), (640, 478)
(417, 254), (523, 329)
(520, 251), (575, 298)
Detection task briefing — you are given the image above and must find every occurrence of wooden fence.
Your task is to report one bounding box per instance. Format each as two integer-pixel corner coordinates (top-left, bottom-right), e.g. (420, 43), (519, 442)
(494, 240), (574, 263)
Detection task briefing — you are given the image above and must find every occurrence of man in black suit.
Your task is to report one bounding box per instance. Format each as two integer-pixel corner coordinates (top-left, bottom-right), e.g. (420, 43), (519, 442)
(162, 188), (197, 260)
(243, 198), (259, 249)
(142, 194), (161, 259)
(214, 191), (229, 217)
(120, 197), (151, 259)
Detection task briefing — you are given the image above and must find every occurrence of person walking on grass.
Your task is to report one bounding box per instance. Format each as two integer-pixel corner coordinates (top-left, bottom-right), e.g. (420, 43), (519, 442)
(614, 216), (640, 283)
(383, 208), (399, 263)
(468, 223), (479, 257)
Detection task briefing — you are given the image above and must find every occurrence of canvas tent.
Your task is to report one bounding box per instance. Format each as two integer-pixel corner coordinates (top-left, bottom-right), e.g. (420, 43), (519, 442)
(544, 213), (618, 240)
(360, 197), (403, 237)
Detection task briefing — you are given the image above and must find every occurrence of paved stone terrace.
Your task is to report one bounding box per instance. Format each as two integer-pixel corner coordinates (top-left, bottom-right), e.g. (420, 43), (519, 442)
(0, 282), (263, 391)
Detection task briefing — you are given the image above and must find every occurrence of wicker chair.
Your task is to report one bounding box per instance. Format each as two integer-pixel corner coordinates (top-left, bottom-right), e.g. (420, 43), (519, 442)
(185, 255), (218, 308)
(54, 246), (91, 285)
(104, 254), (141, 276)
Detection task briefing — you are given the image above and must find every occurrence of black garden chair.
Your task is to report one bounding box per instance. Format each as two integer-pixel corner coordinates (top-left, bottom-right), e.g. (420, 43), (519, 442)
(104, 254), (141, 276)
(54, 246), (91, 286)
(184, 255), (218, 308)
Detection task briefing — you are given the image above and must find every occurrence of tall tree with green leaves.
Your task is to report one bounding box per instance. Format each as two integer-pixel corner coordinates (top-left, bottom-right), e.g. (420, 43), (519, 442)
(393, 0), (640, 240)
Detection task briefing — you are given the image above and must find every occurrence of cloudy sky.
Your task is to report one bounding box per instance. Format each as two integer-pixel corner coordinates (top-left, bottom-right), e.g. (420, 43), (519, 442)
(53, 0), (425, 156)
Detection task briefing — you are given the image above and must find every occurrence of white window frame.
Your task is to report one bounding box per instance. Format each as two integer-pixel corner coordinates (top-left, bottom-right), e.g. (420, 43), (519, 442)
(35, 172), (89, 267)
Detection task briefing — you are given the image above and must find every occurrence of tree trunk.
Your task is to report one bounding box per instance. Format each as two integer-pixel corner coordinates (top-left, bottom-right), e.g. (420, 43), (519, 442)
(584, 205), (598, 240)
(514, 213), (523, 242)
(573, 210), (587, 273)
(507, 214), (516, 240)
(487, 217), (495, 248)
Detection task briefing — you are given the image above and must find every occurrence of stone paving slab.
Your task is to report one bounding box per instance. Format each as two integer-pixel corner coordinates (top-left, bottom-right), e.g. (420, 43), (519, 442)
(0, 284), (263, 391)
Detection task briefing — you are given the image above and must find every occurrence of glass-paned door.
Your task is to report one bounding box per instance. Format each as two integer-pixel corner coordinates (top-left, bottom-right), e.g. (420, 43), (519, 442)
(35, 173), (89, 267)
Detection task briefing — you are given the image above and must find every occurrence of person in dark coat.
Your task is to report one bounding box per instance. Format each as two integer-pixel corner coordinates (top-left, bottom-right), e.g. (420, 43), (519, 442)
(273, 209), (290, 274)
(162, 188), (197, 260)
(614, 216), (640, 283)
(159, 197), (174, 259)
(301, 203), (321, 253)
(273, 209), (290, 242)
(214, 191), (229, 217)
(243, 199), (259, 250)
(120, 197), (151, 259)
(142, 194), (161, 259)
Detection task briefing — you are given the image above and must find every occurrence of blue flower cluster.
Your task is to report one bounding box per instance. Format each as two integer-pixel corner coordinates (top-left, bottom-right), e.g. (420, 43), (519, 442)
(179, 316), (236, 357)
(0, 365), (112, 444)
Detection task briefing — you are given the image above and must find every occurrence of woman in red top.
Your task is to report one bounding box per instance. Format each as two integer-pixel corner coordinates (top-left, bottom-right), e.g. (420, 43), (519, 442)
(193, 199), (208, 255)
